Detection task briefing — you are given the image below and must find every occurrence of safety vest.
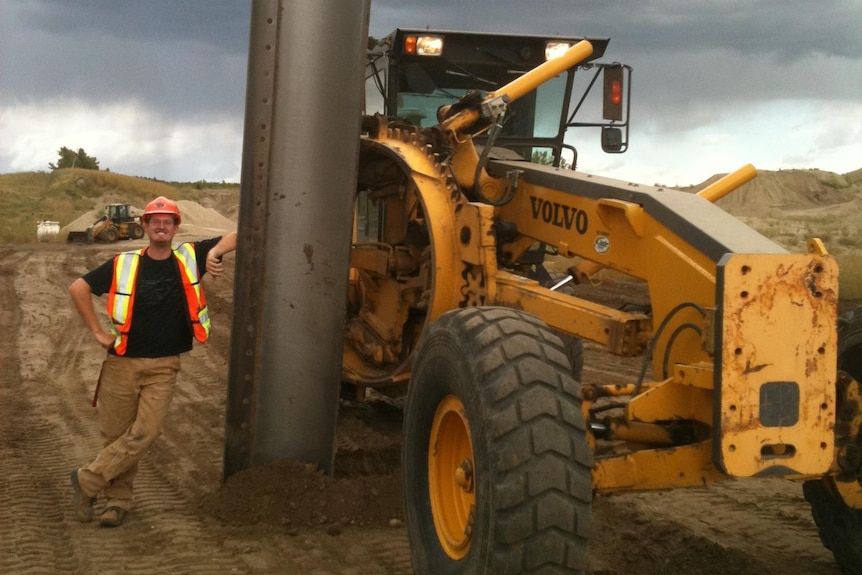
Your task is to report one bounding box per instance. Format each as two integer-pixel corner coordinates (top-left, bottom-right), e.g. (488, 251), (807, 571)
(106, 244), (211, 355)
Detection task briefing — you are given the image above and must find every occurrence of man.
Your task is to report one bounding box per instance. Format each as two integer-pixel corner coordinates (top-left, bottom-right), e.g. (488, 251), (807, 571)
(68, 196), (237, 527)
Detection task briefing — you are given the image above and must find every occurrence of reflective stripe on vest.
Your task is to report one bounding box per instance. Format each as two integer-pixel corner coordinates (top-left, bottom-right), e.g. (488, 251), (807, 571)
(106, 244), (210, 355)
(172, 243), (211, 343)
(106, 250), (141, 354)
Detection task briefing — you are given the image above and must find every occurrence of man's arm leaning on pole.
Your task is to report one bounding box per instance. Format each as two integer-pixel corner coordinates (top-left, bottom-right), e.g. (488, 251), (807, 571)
(204, 231), (238, 279)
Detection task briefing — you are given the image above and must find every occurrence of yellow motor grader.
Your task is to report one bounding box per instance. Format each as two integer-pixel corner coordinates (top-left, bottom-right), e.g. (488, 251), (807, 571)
(345, 29), (862, 574)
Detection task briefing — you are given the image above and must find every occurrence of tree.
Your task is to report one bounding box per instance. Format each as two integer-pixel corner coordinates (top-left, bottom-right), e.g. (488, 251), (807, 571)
(531, 149), (554, 166)
(49, 147), (100, 171)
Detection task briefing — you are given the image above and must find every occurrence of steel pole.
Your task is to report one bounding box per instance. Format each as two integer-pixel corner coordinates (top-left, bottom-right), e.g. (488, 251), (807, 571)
(224, 0), (370, 477)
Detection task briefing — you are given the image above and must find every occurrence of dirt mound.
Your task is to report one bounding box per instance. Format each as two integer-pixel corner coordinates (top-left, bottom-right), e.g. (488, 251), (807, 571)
(198, 400), (404, 534)
(175, 199), (236, 238)
(680, 169), (855, 216)
(199, 459), (403, 534)
(193, 189), (241, 222)
(61, 208), (111, 235)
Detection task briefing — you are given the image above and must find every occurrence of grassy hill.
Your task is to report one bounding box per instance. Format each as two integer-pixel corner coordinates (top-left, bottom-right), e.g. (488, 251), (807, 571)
(682, 167), (862, 299)
(679, 167), (862, 299)
(680, 168), (862, 252)
(0, 168), (238, 243)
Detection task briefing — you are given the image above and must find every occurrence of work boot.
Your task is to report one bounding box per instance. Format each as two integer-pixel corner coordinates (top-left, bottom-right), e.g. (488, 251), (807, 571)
(70, 469), (95, 522)
(99, 506), (127, 528)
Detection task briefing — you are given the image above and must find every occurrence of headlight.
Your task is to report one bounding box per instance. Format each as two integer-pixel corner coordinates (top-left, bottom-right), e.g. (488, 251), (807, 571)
(545, 42), (572, 61)
(405, 35), (443, 56)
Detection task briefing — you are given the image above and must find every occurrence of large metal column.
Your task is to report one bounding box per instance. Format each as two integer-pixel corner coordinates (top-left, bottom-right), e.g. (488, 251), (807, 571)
(224, 0), (370, 477)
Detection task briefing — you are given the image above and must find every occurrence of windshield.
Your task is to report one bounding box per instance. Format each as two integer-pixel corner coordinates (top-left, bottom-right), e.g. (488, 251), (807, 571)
(366, 58), (568, 139)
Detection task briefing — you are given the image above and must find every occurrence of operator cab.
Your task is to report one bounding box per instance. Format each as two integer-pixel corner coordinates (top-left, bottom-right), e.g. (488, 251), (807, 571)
(106, 204), (130, 223)
(365, 28), (631, 168)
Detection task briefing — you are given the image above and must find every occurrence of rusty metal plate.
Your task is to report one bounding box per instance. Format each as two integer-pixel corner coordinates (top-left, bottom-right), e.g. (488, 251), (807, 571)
(714, 253), (838, 477)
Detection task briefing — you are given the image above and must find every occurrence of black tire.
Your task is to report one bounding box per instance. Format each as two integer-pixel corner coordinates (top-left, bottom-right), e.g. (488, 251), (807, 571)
(558, 334), (584, 385)
(838, 307), (862, 385)
(128, 223), (144, 240)
(804, 306), (862, 574)
(100, 226), (119, 242)
(404, 307), (593, 575)
(803, 479), (862, 573)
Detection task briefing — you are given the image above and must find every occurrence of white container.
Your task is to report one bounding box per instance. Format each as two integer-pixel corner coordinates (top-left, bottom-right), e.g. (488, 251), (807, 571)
(36, 220), (60, 241)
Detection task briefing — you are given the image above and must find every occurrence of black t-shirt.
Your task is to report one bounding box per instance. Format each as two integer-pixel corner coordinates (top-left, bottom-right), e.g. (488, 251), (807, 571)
(82, 238), (221, 358)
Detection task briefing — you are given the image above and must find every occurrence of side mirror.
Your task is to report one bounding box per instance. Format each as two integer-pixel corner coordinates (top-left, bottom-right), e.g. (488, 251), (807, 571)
(601, 127), (623, 153)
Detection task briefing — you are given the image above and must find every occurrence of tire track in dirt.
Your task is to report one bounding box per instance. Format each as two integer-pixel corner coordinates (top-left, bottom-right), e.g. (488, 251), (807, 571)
(0, 418), (82, 573)
(365, 536), (414, 574)
(65, 464), (252, 575)
(0, 248), (82, 573)
(607, 479), (840, 574)
(151, 345), (232, 495)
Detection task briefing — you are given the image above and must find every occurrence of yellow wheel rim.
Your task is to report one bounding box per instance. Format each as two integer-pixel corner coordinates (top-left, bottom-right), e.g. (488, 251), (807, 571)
(428, 395), (476, 560)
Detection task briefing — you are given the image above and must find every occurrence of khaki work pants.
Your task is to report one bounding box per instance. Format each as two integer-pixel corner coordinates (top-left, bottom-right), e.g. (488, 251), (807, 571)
(77, 354), (181, 511)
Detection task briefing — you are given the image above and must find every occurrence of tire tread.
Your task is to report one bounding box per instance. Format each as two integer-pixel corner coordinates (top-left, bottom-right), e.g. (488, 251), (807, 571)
(456, 308), (592, 574)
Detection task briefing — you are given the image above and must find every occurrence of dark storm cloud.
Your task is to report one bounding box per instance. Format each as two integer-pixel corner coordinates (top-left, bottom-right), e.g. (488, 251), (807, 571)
(4, 0), (857, 117)
(0, 0), (250, 116)
(370, 0), (861, 61)
(16, 0), (249, 53)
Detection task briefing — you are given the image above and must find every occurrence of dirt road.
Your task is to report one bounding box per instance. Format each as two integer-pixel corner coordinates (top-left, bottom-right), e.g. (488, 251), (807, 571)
(0, 243), (843, 575)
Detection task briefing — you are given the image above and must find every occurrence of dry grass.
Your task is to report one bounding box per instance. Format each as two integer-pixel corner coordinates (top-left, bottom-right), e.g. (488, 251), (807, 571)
(711, 169), (862, 301)
(837, 252), (862, 300)
(0, 169), (236, 243)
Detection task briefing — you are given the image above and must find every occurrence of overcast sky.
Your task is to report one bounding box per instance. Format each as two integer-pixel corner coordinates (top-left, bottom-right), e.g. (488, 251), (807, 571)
(1, 0), (859, 187)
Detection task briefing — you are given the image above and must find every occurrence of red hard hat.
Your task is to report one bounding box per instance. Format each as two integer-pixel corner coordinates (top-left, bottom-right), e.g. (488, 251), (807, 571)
(143, 196), (181, 225)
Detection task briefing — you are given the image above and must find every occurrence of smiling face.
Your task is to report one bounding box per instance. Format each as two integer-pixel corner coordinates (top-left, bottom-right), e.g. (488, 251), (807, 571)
(143, 214), (179, 246)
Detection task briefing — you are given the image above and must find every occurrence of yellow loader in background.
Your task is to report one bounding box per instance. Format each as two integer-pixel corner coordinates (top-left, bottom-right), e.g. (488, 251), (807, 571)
(66, 203), (145, 243)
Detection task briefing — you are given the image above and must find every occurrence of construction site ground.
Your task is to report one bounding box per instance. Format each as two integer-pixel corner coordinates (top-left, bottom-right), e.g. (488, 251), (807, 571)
(0, 238), (848, 575)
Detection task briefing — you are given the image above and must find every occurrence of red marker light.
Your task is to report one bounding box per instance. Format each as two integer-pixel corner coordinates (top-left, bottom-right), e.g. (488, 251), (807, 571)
(611, 80), (622, 105)
(404, 36), (417, 54)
